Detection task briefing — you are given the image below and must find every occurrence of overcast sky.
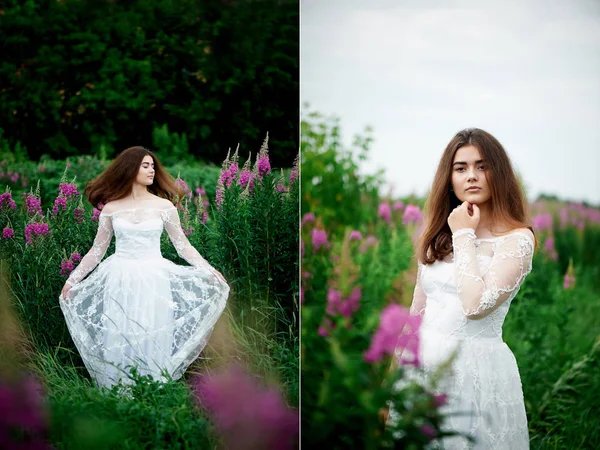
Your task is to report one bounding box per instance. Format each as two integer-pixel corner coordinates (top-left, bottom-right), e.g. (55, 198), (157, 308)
(301, 0), (600, 205)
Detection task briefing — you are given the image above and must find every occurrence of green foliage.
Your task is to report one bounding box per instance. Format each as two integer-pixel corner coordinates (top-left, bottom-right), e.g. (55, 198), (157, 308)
(0, 0), (298, 167)
(301, 107), (384, 237)
(35, 348), (217, 449)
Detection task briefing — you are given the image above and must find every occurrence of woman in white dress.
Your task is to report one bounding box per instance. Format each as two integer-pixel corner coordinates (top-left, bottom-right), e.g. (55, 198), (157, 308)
(388, 128), (537, 449)
(59, 146), (229, 391)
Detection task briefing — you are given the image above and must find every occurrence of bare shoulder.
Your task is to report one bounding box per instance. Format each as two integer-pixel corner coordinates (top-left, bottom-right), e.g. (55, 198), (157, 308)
(101, 201), (121, 214)
(155, 197), (175, 210)
(508, 227), (534, 240)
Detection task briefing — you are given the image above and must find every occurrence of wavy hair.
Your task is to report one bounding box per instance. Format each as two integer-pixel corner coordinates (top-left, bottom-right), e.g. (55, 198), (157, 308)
(84, 146), (184, 208)
(417, 128), (538, 265)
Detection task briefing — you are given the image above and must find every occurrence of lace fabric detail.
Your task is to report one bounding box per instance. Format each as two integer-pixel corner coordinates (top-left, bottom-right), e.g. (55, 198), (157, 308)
(451, 228), (534, 318)
(66, 214), (114, 285)
(409, 260), (427, 317)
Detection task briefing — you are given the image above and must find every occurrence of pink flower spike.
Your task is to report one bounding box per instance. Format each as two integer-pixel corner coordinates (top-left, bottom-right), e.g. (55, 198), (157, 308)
(311, 229), (330, 252)
(378, 203), (391, 222)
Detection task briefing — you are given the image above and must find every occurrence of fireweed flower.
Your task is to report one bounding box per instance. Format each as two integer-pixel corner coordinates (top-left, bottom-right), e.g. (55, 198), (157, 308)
(543, 237), (559, 261)
(318, 318), (335, 337)
(402, 205), (423, 225)
(256, 156), (271, 178)
(60, 260), (75, 276)
(255, 134), (271, 179)
(25, 194), (43, 216)
(59, 183), (79, 198)
(378, 203), (391, 222)
(393, 201), (405, 211)
(70, 253), (82, 263)
(52, 196), (67, 215)
(276, 183), (288, 193)
(2, 227), (14, 239)
(74, 207), (85, 223)
(195, 187), (206, 196)
(563, 272), (575, 289)
(176, 179), (193, 199)
(0, 374), (50, 447)
(91, 208), (101, 222)
(301, 212), (315, 226)
(312, 229), (330, 252)
(359, 235), (378, 253)
(0, 192), (17, 210)
(326, 287), (361, 318)
(532, 213), (553, 232)
(364, 303), (421, 366)
(349, 230), (363, 241)
(191, 363), (298, 450)
(24, 223), (51, 245)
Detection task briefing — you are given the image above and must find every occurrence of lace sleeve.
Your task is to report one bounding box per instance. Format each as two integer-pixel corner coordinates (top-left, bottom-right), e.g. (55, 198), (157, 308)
(452, 228), (534, 319)
(161, 207), (221, 278)
(66, 214), (113, 286)
(409, 260), (427, 317)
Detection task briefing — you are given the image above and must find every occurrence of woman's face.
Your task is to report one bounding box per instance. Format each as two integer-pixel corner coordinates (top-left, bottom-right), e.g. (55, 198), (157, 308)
(136, 155), (155, 186)
(451, 145), (491, 205)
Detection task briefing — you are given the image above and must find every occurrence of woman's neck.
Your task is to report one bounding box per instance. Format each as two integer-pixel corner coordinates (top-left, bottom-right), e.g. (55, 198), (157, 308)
(130, 184), (150, 200)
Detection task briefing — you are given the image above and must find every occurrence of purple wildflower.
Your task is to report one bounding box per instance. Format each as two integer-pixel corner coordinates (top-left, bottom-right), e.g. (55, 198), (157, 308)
(196, 187), (206, 196)
(301, 212), (315, 227)
(60, 260), (75, 276)
(433, 393), (448, 408)
(325, 287), (361, 318)
(191, 363), (298, 450)
(0, 192), (17, 210)
(312, 229), (330, 252)
(2, 227), (14, 239)
(276, 183), (288, 193)
(364, 304), (421, 366)
(563, 273), (575, 289)
(0, 374), (50, 447)
(25, 194), (43, 216)
(24, 223), (51, 245)
(318, 318), (335, 337)
(532, 213), (553, 232)
(256, 156), (271, 178)
(52, 197), (67, 215)
(420, 425), (437, 439)
(393, 201), (405, 211)
(349, 230), (363, 241)
(59, 183), (79, 198)
(290, 169), (298, 184)
(70, 253), (82, 263)
(359, 235), (378, 253)
(543, 237), (558, 261)
(402, 205), (423, 225)
(74, 207), (85, 223)
(378, 203), (391, 222)
(91, 208), (101, 222)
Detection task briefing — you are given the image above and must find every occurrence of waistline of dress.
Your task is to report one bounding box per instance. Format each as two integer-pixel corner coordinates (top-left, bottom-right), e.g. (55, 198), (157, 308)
(420, 325), (504, 343)
(114, 251), (163, 260)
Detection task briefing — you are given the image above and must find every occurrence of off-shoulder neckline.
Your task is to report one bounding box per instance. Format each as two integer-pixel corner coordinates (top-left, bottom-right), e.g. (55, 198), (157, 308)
(474, 230), (534, 242)
(99, 206), (177, 216)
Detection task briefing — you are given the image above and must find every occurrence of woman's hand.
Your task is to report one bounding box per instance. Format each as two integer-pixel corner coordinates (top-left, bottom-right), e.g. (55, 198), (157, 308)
(448, 201), (480, 233)
(60, 282), (73, 301)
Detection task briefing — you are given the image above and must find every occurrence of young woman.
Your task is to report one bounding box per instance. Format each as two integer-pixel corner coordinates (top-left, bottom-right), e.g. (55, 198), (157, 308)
(389, 128), (537, 449)
(59, 146), (229, 392)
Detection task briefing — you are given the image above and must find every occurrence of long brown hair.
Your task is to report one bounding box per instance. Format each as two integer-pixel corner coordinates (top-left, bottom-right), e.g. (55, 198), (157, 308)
(84, 146), (184, 208)
(417, 128), (538, 265)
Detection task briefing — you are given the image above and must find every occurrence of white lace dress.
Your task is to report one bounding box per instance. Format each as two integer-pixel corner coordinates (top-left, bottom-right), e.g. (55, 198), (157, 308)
(390, 228), (534, 449)
(59, 207), (229, 390)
